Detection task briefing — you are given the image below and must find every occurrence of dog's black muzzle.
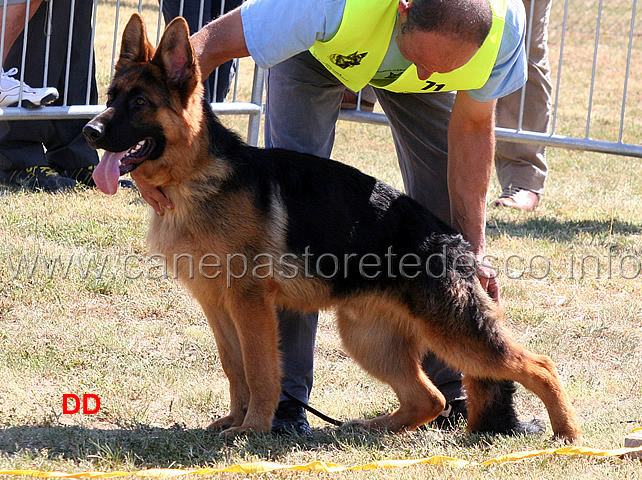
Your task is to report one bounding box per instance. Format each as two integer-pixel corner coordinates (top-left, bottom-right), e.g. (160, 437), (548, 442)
(83, 120), (105, 149)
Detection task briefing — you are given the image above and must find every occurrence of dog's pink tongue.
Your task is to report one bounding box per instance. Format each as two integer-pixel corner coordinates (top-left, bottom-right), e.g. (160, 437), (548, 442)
(93, 151), (125, 195)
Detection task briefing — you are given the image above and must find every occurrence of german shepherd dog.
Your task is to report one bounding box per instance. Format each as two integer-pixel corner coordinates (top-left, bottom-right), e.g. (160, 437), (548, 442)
(84, 14), (582, 443)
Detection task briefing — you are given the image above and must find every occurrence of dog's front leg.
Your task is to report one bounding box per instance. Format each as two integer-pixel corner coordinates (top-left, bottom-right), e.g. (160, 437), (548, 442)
(201, 305), (250, 431)
(221, 294), (281, 436)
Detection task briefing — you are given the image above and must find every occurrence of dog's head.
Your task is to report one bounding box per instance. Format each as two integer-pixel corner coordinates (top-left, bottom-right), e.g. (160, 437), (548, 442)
(84, 14), (203, 194)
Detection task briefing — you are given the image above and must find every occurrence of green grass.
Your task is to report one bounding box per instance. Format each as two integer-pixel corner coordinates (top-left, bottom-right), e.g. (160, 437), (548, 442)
(1, 0), (641, 478)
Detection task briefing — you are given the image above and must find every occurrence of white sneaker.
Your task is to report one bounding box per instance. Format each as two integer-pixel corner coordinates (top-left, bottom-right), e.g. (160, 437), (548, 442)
(0, 67), (59, 108)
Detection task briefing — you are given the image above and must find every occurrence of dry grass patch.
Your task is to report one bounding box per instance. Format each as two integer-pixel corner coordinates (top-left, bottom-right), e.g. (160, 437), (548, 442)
(0, 0), (641, 478)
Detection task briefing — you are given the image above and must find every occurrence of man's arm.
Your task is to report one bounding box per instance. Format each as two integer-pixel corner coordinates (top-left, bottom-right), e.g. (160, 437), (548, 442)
(448, 90), (499, 300)
(191, 7), (250, 78)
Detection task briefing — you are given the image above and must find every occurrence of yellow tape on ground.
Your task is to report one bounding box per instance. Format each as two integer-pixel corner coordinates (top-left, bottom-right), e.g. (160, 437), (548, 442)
(1, 441), (641, 478)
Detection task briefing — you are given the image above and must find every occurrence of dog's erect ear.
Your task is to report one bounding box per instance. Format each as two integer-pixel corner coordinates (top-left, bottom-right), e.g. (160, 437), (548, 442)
(152, 17), (200, 92)
(116, 13), (155, 73)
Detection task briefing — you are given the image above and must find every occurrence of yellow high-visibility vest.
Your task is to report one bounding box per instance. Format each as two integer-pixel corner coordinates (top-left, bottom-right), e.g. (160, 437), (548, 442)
(310, 0), (507, 93)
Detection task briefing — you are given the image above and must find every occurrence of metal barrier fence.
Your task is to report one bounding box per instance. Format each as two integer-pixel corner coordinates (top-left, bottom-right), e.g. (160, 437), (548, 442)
(0, 0), (264, 145)
(339, 0), (642, 158)
(0, 0), (640, 156)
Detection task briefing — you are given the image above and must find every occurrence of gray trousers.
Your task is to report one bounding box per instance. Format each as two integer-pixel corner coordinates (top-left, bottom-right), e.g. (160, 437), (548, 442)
(495, 0), (552, 195)
(265, 51), (463, 405)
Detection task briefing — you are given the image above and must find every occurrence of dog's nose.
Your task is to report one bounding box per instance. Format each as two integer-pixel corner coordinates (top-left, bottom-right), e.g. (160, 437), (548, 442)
(83, 122), (104, 144)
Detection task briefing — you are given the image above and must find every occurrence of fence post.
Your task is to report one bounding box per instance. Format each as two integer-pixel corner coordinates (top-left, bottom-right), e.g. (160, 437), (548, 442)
(246, 64), (264, 147)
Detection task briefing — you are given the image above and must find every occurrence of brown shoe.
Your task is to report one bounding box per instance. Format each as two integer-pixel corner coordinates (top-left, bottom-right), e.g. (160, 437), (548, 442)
(493, 187), (540, 211)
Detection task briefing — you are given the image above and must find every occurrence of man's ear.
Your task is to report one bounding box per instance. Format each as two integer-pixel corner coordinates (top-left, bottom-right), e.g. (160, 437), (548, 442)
(151, 17), (200, 90)
(398, 0), (411, 16)
(115, 13), (154, 73)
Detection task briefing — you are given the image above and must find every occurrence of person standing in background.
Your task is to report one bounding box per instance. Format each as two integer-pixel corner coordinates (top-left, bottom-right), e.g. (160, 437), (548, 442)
(493, 0), (552, 211)
(0, 0), (99, 192)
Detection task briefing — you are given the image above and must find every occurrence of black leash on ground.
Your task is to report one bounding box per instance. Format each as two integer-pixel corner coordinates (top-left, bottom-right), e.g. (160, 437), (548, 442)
(282, 390), (344, 427)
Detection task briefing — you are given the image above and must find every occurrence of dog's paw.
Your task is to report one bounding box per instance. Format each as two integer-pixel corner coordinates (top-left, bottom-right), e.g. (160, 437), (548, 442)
(341, 417), (393, 432)
(341, 418), (370, 430)
(207, 415), (242, 431)
(553, 428), (584, 446)
(219, 424), (271, 440)
(341, 414), (424, 433)
(219, 426), (248, 440)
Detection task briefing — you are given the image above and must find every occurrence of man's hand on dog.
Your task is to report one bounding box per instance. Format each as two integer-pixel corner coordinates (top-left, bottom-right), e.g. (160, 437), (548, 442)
(132, 172), (173, 215)
(477, 258), (500, 303)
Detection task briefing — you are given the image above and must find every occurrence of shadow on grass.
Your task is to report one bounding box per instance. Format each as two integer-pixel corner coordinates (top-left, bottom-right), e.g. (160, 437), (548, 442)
(487, 216), (641, 243)
(0, 423), (415, 469)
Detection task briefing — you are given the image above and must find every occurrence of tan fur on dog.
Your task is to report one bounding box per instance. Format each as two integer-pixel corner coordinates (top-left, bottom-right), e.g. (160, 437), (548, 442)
(85, 14), (582, 443)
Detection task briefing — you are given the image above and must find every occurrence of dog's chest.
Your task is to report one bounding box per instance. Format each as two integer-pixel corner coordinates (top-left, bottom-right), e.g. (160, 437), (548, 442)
(146, 207), (250, 283)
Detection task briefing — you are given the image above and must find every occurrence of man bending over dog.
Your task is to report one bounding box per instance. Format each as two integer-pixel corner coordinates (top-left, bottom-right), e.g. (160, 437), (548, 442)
(135, 0), (541, 437)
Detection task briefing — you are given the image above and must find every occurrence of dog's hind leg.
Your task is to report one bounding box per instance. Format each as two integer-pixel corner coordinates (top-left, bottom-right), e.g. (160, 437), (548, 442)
(426, 285), (583, 444)
(201, 305), (250, 431)
(491, 343), (582, 444)
(336, 307), (446, 432)
(461, 344), (582, 444)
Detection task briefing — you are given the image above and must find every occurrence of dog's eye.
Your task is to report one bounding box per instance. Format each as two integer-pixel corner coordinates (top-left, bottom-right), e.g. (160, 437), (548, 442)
(135, 97), (147, 106)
